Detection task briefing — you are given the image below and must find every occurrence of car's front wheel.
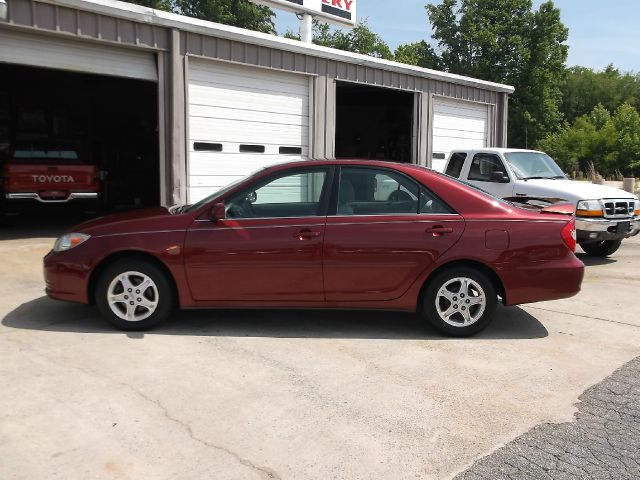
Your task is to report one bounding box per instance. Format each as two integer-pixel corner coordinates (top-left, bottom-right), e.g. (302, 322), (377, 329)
(95, 258), (175, 330)
(423, 267), (497, 337)
(579, 239), (622, 257)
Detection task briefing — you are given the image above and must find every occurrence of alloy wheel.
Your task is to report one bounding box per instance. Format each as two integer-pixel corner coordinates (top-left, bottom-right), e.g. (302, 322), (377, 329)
(435, 277), (487, 327)
(107, 271), (159, 322)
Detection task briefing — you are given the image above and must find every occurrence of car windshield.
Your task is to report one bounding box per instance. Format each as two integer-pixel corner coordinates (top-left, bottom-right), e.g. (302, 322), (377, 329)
(182, 168), (267, 213)
(504, 152), (565, 180)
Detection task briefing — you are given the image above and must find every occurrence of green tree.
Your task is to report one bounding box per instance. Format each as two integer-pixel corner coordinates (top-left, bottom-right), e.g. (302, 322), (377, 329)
(537, 103), (640, 176)
(424, 0), (568, 148)
(613, 103), (640, 174)
(126, 0), (172, 10)
(285, 20), (392, 59)
(562, 65), (640, 122)
(393, 41), (440, 69)
(124, 0), (275, 33)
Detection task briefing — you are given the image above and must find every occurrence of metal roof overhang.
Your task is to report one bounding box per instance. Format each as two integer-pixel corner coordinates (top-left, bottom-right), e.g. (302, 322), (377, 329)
(42, 0), (515, 94)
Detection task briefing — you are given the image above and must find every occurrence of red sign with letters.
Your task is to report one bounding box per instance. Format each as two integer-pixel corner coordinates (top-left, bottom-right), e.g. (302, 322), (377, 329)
(250, 0), (357, 27)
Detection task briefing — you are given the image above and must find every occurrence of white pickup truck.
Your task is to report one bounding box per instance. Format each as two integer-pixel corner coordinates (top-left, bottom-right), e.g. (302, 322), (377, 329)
(441, 148), (640, 257)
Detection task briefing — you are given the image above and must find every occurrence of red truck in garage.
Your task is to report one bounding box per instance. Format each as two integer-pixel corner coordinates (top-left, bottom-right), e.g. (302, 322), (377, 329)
(3, 145), (100, 205)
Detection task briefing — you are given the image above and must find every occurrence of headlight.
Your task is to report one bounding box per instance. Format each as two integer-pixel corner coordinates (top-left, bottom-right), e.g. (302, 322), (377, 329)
(634, 199), (640, 216)
(576, 200), (603, 217)
(53, 233), (91, 252)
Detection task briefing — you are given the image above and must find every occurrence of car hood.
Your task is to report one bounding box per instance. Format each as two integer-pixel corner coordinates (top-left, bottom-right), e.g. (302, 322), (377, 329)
(71, 207), (192, 237)
(514, 179), (637, 203)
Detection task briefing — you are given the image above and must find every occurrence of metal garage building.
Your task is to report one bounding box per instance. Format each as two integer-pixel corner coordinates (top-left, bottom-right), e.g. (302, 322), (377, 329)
(0, 0), (513, 208)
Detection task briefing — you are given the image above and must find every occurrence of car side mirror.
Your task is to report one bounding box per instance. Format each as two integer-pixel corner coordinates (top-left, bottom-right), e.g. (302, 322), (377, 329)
(490, 171), (510, 183)
(209, 202), (226, 223)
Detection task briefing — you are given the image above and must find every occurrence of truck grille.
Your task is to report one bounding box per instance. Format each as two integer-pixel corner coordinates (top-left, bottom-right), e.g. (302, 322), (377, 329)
(602, 199), (634, 219)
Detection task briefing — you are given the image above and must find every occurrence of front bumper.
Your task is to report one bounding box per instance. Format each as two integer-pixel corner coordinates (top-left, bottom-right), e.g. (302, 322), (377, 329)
(576, 216), (640, 242)
(43, 250), (90, 304)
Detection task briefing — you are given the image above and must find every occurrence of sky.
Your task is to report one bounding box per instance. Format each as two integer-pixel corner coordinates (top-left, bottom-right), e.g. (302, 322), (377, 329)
(273, 0), (640, 72)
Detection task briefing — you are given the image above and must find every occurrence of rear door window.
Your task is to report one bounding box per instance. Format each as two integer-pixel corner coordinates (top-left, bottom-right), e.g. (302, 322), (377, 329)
(336, 167), (455, 216)
(445, 152), (467, 178)
(337, 167), (419, 215)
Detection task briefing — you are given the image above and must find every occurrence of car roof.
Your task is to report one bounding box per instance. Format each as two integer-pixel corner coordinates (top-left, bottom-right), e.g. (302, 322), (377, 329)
(262, 159), (431, 173)
(458, 148), (545, 154)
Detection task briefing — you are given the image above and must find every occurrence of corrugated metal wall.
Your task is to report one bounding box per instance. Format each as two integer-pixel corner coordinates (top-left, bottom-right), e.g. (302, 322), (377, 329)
(5, 0), (169, 50)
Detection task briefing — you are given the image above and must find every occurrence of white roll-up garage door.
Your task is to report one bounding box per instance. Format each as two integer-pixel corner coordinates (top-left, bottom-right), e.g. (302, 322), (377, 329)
(187, 59), (310, 202)
(431, 97), (489, 172)
(0, 30), (158, 81)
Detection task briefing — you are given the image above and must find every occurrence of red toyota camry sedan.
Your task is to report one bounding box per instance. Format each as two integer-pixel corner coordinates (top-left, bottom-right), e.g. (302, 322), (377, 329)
(44, 160), (584, 336)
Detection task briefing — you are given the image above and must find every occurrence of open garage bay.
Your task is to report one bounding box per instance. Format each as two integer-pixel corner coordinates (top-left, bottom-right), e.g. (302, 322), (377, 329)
(0, 64), (159, 218)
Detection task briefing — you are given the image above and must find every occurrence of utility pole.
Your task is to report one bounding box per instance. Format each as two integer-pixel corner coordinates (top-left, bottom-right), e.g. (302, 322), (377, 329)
(300, 13), (313, 43)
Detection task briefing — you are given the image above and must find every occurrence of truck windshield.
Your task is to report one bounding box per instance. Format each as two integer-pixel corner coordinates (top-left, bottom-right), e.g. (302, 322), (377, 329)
(504, 152), (566, 180)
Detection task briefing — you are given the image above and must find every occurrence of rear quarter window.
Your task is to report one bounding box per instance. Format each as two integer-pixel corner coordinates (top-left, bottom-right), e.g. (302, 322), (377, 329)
(445, 152), (467, 178)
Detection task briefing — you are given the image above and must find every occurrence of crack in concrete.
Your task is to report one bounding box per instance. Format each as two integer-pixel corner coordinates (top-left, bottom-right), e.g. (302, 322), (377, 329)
(9, 338), (280, 480)
(525, 306), (640, 329)
(118, 382), (280, 480)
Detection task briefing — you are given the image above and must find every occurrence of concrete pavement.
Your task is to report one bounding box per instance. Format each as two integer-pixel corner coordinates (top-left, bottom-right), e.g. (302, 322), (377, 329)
(1, 223), (639, 479)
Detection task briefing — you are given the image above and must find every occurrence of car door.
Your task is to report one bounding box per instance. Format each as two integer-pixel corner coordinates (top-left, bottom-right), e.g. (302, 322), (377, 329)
(463, 152), (515, 198)
(184, 167), (331, 302)
(323, 166), (465, 302)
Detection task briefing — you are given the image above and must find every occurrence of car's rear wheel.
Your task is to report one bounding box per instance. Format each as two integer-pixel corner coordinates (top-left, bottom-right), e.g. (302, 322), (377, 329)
(95, 258), (174, 331)
(423, 267), (497, 337)
(579, 239), (622, 257)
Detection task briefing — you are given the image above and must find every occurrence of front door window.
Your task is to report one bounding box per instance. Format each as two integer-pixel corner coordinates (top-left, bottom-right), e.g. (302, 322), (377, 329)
(227, 169), (328, 219)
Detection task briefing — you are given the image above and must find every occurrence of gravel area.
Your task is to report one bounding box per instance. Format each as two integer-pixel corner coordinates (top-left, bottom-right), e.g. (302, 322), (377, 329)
(456, 356), (640, 480)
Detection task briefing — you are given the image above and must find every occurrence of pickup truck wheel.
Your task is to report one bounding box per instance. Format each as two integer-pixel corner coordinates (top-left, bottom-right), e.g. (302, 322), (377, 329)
(422, 267), (497, 337)
(579, 239), (622, 257)
(95, 259), (174, 331)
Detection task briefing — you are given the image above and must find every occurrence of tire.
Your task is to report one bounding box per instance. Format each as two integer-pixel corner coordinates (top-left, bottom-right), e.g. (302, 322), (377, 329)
(422, 267), (497, 337)
(579, 239), (622, 257)
(95, 258), (175, 331)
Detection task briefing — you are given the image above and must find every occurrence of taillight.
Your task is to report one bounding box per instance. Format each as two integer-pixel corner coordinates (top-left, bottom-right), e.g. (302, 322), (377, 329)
(561, 217), (577, 252)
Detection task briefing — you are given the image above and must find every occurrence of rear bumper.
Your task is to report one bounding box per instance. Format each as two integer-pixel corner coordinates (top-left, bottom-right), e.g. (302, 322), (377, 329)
(6, 192), (99, 203)
(576, 217), (640, 242)
(501, 254), (585, 306)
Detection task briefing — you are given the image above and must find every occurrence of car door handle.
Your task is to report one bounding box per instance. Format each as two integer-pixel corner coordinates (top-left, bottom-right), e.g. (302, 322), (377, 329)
(429, 225), (453, 236)
(294, 229), (321, 240)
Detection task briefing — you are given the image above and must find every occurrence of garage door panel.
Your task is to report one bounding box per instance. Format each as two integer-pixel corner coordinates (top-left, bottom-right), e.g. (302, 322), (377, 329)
(189, 153), (305, 176)
(432, 97), (489, 170)
(189, 104), (309, 127)
(189, 118), (308, 146)
(432, 115), (487, 133)
(189, 143), (309, 156)
(187, 60), (310, 202)
(434, 137), (489, 153)
(0, 30), (157, 81)
(434, 102), (487, 118)
(189, 73), (309, 97)
(432, 127), (486, 141)
(189, 84), (308, 114)
(189, 62), (308, 93)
